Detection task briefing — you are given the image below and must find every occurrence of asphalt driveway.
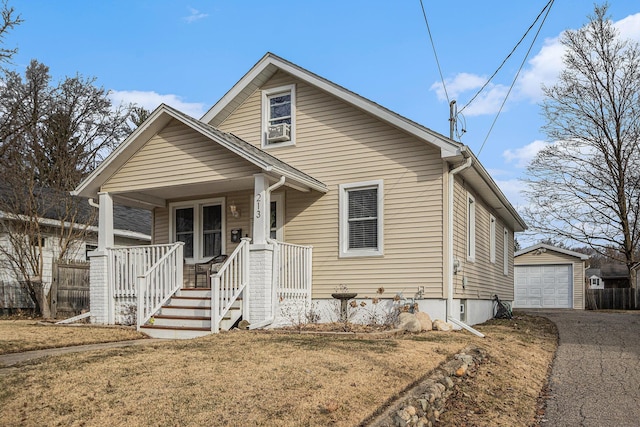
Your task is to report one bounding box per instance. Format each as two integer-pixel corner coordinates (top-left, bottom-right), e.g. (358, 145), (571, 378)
(526, 309), (640, 426)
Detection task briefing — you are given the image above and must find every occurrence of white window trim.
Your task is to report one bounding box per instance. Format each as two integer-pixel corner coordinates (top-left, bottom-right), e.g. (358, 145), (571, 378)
(262, 84), (296, 148)
(169, 197), (226, 263)
(339, 180), (384, 258)
(270, 192), (285, 241)
(489, 214), (496, 264)
(467, 193), (476, 262)
(503, 227), (509, 276)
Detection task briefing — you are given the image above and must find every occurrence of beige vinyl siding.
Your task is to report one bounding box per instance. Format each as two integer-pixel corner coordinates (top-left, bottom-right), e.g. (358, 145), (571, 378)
(153, 207), (169, 244)
(515, 250), (585, 309)
(220, 71), (446, 299)
(102, 120), (259, 193)
(452, 177), (514, 300)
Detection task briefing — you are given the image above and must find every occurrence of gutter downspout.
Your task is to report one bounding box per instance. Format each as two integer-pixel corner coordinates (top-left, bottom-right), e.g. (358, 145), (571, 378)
(249, 176), (286, 330)
(447, 153), (485, 338)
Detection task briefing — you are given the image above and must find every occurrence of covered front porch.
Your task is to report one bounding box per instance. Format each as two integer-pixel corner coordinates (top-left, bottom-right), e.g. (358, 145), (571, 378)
(73, 105), (327, 337)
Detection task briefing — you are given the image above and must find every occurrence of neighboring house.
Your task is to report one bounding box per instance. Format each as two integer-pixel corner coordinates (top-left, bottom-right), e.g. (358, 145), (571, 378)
(595, 263), (630, 288)
(514, 244), (589, 309)
(73, 53), (526, 338)
(0, 191), (151, 311)
(585, 268), (604, 289)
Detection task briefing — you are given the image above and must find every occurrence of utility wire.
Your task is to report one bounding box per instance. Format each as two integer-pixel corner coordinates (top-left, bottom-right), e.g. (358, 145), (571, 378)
(459, 0), (555, 115)
(419, 0), (449, 104)
(477, 0), (554, 156)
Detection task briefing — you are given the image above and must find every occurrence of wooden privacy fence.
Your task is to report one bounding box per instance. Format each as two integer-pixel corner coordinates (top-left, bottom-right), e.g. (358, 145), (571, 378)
(0, 281), (35, 314)
(586, 288), (640, 310)
(51, 261), (90, 318)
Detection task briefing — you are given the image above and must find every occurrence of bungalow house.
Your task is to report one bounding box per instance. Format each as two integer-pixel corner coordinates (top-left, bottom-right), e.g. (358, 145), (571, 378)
(73, 53), (526, 338)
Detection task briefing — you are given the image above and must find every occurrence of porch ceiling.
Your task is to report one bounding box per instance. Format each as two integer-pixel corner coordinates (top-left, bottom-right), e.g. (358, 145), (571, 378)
(110, 173), (313, 209)
(111, 177), (255, 208)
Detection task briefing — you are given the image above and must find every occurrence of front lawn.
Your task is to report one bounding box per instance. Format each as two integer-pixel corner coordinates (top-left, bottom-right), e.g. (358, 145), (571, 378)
(0, 314), (556, 426)
(0, 320), (147, 355)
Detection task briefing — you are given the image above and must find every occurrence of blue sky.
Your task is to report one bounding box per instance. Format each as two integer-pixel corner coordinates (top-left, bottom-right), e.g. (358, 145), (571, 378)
(4, 0), (640, 239)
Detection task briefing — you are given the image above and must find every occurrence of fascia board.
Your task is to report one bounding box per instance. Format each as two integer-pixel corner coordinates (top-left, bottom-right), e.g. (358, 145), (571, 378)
(454, 147), (527, 232)
(268, 57), (461, 157)
(201, 54), (277, 124)
(515, 243), (590, 260)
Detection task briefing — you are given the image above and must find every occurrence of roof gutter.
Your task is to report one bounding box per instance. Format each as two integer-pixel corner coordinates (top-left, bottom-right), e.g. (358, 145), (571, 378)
(447, 152), (485, 338)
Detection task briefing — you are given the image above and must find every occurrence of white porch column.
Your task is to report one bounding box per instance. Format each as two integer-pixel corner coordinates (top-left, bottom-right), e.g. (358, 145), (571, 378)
(89, 192), (115, 324)
(247, 244), (274, 324)
(97, 192), (114, 250)
(253, 173), (270, 246)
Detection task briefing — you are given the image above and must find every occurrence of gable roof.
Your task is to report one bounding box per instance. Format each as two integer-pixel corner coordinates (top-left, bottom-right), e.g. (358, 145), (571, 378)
(200, 52), (526, 232)
(201, 52), (463, 158)
(73, 103), (328, 200)
(515, 243), (590, 260)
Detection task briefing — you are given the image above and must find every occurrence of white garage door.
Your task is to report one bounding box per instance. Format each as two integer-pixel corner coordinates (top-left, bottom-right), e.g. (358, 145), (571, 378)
(514, 265), (572, 308)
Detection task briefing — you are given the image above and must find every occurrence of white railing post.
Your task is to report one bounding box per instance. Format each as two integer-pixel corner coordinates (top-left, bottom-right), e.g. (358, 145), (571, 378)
(137, 275), (146, 329)
(242, 238), (251, 322)
(176, 244), (184, 289)
(212, 275), (220, 333)
(306, 246), (313, 303)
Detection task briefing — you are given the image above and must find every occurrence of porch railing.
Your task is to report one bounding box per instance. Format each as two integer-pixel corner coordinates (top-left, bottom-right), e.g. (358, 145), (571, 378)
(211, 238), (250, 333)
(274, 241), (312, 303)
(108, 244), (177, 297)
(136, 242), (184, 328)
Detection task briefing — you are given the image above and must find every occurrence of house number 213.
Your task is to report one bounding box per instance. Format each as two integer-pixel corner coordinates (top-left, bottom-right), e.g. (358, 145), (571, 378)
(255, 194), (261, 219)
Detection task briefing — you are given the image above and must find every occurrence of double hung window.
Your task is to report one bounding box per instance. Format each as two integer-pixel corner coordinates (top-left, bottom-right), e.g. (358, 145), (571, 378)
(467, 193), (476, 262)
(490, 215), (496, 264)
(503, 228), (509, 276)
(339, 180), (384, 257)
(262, 84), (295, 147)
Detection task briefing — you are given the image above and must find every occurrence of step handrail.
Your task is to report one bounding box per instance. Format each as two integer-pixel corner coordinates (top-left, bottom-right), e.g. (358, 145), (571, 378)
(211, 238), (250, 333)
(137, 242), (184, 329)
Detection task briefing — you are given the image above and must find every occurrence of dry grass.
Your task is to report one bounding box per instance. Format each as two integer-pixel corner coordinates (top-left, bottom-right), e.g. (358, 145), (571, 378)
(0, 313), (557, 427)
(0, 320), (147, 355)
(436, 314), (557, 426)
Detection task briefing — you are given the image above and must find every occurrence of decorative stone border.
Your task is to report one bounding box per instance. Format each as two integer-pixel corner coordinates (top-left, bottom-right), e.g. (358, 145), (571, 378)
(364, 346), (487, 427)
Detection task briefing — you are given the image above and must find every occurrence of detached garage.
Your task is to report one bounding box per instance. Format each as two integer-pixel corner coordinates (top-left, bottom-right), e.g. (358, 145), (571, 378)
(514, 244), (589, 309)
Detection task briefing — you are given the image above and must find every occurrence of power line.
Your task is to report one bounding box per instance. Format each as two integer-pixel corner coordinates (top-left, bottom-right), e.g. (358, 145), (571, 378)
(419, 0), (449, 105)
(477, 0), (554, 156)
(458, 0), (555, 116)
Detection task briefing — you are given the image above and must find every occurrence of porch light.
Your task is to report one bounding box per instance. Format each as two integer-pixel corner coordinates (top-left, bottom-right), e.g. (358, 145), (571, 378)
(229, 202), (240, 218)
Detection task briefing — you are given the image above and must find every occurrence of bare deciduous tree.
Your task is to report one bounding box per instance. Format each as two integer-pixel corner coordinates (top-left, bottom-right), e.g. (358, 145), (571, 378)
(523, 4), (640, 273)
(0, 60), (132, 316)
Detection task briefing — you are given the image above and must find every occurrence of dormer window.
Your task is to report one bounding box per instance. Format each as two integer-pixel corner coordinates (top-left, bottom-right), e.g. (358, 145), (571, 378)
(262, 84), (295, 148)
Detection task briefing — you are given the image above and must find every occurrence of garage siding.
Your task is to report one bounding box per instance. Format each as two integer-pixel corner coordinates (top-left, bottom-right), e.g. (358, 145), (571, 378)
(514, 249), (585, 309)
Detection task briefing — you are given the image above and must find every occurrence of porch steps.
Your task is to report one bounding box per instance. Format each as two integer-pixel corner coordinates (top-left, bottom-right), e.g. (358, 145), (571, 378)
(139, 288), (243, 339)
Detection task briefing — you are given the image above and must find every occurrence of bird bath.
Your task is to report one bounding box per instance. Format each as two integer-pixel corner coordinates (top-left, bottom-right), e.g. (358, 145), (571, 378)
(331, 292), (358, 322)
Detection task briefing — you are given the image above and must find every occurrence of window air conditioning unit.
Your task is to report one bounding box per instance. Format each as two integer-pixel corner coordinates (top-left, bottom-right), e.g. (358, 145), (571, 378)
(267, 123), (291, 143)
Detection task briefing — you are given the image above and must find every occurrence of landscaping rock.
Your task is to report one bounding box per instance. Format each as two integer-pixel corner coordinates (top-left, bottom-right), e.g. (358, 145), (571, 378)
(415, 312), (432, 331)
(397, 312), (422, 332)
(238, 319), (250, 330)
(365, 347), (487, 427)
(432, 319), (453, 331)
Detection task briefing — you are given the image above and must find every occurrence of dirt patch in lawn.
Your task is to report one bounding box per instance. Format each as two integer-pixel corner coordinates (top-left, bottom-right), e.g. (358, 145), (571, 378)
(0, 319), (147, 355)
(0, 313), (556, 426)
